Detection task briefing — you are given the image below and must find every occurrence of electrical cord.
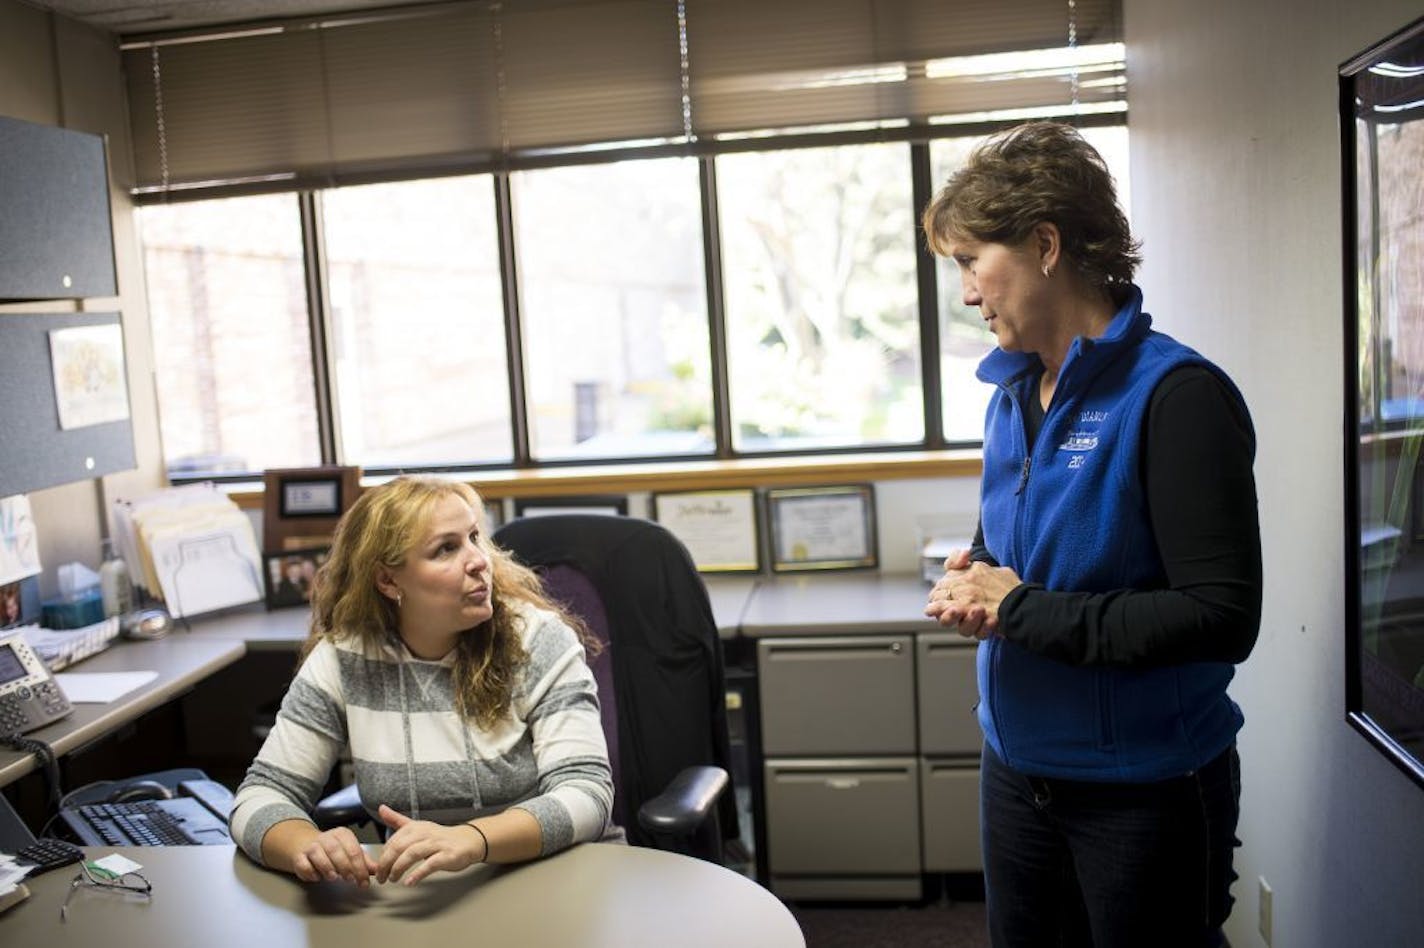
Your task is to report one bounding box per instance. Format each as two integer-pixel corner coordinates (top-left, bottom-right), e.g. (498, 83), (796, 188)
(2, 732), (63, 814)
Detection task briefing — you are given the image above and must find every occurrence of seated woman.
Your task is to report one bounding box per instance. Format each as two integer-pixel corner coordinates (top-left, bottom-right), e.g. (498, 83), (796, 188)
(230, 476), (616, 887)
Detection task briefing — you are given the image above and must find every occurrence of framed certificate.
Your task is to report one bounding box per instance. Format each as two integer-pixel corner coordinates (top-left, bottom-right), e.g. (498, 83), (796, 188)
(513, 495), (627, 518)
(652, 489), (761, 573)
(767, 484), (877, 572)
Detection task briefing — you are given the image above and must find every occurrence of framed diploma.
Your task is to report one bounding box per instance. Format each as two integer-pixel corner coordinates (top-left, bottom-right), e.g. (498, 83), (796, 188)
(766, 484), (878, 572)
(652, 489), (761, 573)
(513, 495), (627, 518)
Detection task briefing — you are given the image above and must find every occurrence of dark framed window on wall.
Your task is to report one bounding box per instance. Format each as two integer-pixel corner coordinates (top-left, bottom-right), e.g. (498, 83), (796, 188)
(1340, 13), (1424, 789)
(122, 0), (1130, 483)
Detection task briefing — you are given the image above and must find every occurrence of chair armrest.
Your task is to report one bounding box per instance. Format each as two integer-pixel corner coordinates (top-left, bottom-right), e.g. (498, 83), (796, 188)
(312, 783), (366, 831)
(637, 765), (729, 837)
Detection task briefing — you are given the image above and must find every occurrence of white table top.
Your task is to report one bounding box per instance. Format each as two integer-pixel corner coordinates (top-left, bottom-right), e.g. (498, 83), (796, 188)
(3, 842), (805, 948)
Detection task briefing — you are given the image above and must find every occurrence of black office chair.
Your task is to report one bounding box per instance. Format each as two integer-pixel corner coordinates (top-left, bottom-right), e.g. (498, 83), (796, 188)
(492, 514), (737, 861)
(316, 514), (737, 862)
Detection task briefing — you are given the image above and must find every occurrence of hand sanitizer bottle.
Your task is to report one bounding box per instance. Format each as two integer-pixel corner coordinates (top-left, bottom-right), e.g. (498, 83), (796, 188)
(99, 539), (133, 618)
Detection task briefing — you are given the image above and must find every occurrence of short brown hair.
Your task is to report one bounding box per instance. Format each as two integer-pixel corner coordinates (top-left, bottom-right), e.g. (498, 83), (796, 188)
(922, 121), (1140, 287)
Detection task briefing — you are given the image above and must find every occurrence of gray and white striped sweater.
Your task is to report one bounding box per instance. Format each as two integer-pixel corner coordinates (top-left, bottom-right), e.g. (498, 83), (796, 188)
(230, 602), (616, 863)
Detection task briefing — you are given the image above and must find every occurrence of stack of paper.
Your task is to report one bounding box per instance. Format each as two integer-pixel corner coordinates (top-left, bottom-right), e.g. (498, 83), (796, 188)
(19, 617), (121, 670)
(112, 485), (262, 618)
(0, 854), (34, 914)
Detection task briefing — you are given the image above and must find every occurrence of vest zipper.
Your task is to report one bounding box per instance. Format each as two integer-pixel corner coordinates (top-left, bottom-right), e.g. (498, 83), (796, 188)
(1014, 457), (1031, 495)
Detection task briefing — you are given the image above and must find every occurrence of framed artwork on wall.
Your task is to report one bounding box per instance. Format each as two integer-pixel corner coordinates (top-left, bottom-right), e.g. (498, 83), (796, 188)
(1340, 13), (1424, 789)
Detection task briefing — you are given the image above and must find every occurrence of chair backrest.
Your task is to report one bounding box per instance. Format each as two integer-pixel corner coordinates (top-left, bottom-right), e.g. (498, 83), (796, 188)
(537, 563), (622, 826)
(492, 514), (737, 853)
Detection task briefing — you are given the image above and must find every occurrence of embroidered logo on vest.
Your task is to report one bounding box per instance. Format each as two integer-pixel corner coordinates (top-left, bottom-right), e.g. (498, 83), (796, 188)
(1059, 432), (1099, 452)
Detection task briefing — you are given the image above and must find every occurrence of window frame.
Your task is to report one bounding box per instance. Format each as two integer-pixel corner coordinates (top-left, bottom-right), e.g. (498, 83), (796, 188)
(142, 114), (1128, 484)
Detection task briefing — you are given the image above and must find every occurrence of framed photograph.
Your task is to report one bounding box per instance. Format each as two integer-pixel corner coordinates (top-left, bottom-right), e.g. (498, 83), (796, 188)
(0, 580), (22, 629)
(263, 548), (329, 610)
(652, 489), (762, 573)
(766, 484), (877, 572)
(1340, 13), (1424, 790)
(513, 495), (627, 518)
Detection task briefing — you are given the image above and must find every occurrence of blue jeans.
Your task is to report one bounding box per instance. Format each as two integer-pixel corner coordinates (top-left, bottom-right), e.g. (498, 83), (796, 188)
(980, 742), (1241, 948)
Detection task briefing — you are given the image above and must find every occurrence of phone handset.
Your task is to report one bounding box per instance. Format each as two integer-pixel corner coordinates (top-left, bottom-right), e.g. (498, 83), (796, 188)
(0, 630), (73, 735)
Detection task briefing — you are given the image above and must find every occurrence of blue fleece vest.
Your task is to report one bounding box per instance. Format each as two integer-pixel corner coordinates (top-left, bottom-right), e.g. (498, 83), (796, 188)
(975, 286), (1251, 781)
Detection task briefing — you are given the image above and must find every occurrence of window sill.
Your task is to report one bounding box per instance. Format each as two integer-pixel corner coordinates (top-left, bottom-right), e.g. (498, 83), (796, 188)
(224, 449), (983, 509)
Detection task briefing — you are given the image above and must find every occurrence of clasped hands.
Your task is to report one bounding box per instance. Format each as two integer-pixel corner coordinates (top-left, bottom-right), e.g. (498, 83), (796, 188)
(293, 804), (487, 888)
(924, 549), (1022, 640)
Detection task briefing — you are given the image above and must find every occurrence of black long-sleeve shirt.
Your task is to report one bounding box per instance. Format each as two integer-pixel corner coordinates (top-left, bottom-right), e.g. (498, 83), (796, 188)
(969, 365), (1262, 668)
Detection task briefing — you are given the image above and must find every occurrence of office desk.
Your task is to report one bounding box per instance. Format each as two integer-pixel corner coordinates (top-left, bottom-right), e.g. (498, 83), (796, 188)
(0, 637), (246, 787)
(4, 843), (805, 948)
(740, 571), (938, 637)
(186, 574), (759, 648)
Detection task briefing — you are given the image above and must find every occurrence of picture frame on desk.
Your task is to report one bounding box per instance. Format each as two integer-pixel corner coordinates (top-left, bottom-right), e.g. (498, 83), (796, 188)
(279, 477), (343, 519)
(263, 548), (329, 610)
(651, 488), (762, 574)
(262, 466), (360, 553)
(766, 484), (878, 573)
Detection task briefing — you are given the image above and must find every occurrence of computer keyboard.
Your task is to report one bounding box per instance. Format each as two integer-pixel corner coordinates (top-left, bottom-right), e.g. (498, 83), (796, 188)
(62, 798), (232, 847)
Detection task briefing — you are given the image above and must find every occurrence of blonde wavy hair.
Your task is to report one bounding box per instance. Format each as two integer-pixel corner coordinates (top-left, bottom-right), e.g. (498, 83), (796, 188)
(302, 476), (588, 729)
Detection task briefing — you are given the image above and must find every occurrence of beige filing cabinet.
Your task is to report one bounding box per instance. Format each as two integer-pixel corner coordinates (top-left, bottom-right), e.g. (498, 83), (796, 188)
(759, 635), (922, 899)
(917, 632), (983, 873)
(754, 622), (985, 898)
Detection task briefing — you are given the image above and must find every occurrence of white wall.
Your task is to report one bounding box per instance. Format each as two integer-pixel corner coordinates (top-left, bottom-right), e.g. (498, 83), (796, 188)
(0, 1), (165, 596)
(1126, 1), (1424, 945)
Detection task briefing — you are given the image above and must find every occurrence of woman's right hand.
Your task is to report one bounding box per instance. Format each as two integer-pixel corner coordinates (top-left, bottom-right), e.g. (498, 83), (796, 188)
(291, 825), (379, 886)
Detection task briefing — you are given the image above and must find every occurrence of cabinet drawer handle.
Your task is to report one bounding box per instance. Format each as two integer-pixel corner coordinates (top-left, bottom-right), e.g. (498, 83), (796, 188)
(826, 777), (861, 790)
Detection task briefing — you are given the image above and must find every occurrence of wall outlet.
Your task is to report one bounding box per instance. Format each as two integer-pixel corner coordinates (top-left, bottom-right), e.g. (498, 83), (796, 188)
(1258, 876), (1273, 946)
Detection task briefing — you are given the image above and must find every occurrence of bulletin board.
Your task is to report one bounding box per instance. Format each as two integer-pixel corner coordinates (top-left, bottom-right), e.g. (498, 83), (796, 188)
(0, 312), (136, 498)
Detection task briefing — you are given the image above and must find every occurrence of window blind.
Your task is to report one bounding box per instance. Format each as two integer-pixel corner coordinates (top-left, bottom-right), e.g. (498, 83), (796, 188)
(123, 0), (1122, 197)
(686, 0), (1123, 136)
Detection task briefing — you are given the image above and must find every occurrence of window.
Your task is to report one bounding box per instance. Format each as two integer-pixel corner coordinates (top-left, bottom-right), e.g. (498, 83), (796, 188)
(717, 143), (923, 452)
(929, 125), (1131, 444)
(127, 0), (1130, 480)
(322, 176), (512, 469)
(138, 194), (319, 475)
(511, 157), (713, 461)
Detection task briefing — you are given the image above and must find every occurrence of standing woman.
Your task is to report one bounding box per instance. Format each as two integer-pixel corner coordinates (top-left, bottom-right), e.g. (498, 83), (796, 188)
(922, 122), (1262, 947)
(230, 476), (615, 887)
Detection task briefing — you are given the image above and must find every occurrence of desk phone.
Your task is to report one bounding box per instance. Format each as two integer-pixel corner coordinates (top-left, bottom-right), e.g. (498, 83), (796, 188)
(0, 629), (73, 735)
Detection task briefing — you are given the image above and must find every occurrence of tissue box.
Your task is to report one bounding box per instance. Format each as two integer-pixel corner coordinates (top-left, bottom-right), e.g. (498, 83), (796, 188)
(42, 590), (105, 629)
